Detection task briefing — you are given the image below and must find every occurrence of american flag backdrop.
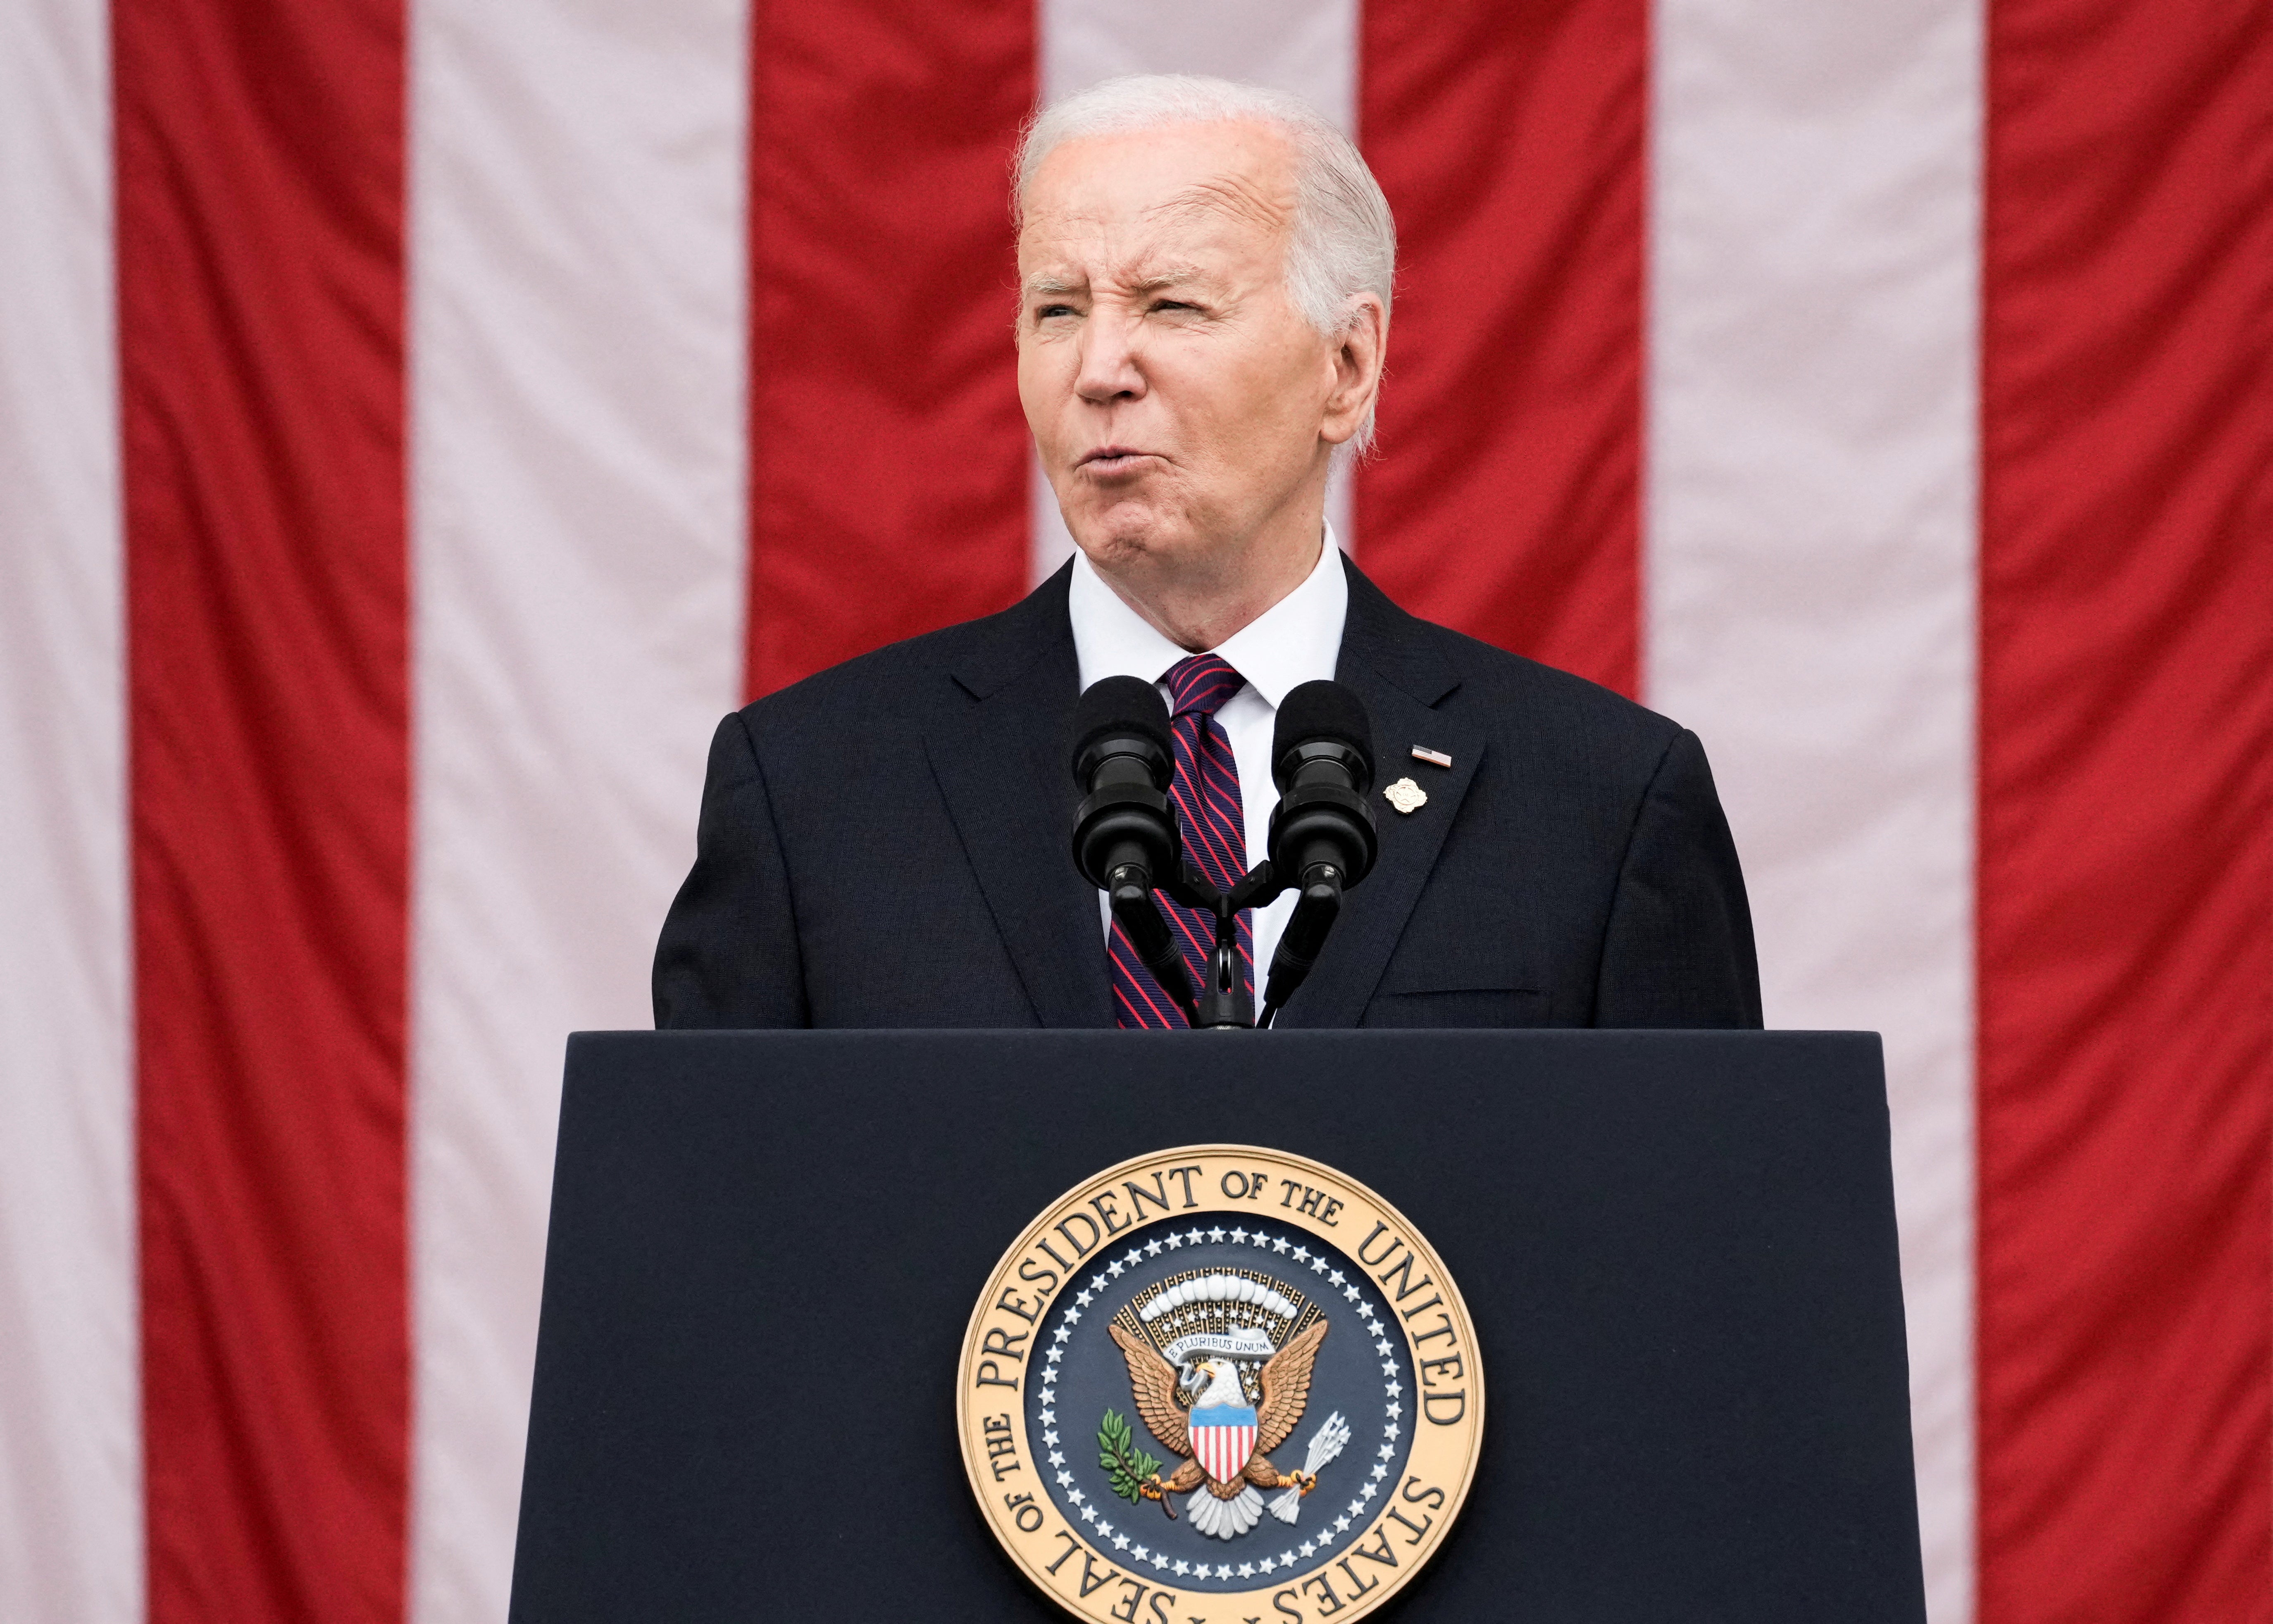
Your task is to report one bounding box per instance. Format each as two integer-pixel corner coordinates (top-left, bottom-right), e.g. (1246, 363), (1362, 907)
(0, 0), (2267, 1620)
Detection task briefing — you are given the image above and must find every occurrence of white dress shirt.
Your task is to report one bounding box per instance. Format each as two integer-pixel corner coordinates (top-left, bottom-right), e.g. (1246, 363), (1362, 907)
(1067, 529), (1349, 981)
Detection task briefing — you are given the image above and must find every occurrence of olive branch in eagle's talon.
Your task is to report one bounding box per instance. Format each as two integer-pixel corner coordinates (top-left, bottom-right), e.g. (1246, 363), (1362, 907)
(1098, 1409), (1178, 1519)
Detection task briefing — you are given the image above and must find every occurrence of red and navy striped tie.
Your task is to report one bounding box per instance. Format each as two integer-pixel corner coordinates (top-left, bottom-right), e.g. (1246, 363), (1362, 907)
(1109, 654), (1254, 1028)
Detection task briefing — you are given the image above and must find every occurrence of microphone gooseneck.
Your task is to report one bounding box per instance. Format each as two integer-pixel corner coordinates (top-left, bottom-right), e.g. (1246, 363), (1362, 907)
(1260, 680), (1379, 1024)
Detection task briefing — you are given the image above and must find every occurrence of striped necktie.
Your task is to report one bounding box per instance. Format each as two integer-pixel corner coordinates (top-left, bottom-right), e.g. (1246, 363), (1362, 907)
(1109, 653), (1254, 1028)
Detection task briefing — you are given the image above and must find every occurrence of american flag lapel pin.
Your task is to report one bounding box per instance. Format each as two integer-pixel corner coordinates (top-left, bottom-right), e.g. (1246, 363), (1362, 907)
(1410, 745), (1453, 769)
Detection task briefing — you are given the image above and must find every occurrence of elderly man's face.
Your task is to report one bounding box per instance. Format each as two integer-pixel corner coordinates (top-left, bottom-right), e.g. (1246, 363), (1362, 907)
(1017, 121), (1363, 587)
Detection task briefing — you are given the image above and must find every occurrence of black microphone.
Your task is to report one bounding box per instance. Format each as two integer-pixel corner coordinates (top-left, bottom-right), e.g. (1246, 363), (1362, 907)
(1069, 676), (1195, 1020)
(1260, 680), (1378, 1022)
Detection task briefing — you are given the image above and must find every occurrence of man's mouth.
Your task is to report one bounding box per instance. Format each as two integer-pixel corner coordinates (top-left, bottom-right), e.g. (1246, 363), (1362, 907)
(1077, 445), (1158, 476)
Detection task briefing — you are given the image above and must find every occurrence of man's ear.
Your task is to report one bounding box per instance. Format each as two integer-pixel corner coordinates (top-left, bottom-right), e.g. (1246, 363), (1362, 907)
(1319, 293), (1388, 448)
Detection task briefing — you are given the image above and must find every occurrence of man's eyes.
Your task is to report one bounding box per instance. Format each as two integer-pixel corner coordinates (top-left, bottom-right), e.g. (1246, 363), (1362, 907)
(1027, 298), (1203, 320)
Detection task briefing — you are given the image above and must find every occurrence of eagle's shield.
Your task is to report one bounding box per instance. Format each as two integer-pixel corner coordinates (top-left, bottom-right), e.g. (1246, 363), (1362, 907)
(1189, 1403), (1258, 1484)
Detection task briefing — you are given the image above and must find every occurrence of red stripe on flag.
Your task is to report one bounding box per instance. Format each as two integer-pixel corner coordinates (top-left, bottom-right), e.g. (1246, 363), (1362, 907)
(1977, 2), (2273, 1618)
(743, 2), (1035, 697)
(115, 0), (410, 1617)
(1357, 0), (1645, 696)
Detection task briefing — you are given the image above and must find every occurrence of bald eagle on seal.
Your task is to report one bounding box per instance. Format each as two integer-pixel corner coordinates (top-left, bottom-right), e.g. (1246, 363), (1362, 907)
(1108, 1317), (1328, 1540)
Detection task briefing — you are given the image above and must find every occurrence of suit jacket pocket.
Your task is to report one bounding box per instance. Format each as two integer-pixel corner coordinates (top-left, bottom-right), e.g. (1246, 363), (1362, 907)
(1358, 984), (1551, 1029)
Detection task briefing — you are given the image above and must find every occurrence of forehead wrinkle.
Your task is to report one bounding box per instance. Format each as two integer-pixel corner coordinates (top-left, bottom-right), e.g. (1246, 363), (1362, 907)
(1142, 171), (1292, 240)
(1119, 263), (1203, 293)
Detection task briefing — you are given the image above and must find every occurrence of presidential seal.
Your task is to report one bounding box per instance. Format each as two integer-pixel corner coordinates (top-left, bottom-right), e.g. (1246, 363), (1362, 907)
(958, 1146), (1483, 1623)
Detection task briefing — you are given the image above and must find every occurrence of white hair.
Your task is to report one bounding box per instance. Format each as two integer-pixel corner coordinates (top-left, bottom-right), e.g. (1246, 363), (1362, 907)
(1015, 74), (1396, 455)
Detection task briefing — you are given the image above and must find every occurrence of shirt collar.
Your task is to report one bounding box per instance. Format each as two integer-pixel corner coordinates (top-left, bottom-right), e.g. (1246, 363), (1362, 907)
(1067, 525), (1349, 709)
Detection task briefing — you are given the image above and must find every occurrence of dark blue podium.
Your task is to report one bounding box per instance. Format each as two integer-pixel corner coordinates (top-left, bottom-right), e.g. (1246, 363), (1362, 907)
(507, 1030), (1924, 1622)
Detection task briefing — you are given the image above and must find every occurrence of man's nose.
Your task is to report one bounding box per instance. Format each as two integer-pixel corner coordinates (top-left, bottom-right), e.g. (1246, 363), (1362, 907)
(1074, 307), (1146, 405)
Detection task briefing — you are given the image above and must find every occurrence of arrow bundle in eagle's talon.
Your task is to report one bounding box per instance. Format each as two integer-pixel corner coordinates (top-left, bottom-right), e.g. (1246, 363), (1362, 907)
(1268, 1411), (1351, 1523)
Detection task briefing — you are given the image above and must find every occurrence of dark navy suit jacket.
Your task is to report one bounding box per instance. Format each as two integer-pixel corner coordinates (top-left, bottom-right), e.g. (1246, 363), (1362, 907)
(654, 556), (1762, 1029)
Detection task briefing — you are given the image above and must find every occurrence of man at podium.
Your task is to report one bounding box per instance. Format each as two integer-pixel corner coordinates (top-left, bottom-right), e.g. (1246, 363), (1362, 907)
(654, 75), (1759, 1033)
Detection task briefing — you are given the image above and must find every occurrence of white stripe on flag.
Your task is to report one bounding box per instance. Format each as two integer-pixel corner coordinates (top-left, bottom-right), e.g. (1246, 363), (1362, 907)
(1029, 0), (1360, 585)
(1646, 2), (1984, 1618)
(0, 2), (140, 1620)
(407, 0), (753, 1615)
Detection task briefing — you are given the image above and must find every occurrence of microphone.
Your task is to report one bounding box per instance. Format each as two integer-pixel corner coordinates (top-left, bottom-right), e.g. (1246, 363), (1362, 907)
(1069, 676), (1196, 1019)
(1260, 680), (1378, 1023)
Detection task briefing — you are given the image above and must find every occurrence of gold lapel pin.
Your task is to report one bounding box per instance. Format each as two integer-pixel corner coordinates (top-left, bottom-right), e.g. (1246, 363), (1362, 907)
(1410, 745), (1453, 769)
(1384, 777), (1428, 814)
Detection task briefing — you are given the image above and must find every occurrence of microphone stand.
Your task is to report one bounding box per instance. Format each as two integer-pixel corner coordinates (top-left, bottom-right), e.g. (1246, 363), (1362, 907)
(1160, 862), (1287, 1030)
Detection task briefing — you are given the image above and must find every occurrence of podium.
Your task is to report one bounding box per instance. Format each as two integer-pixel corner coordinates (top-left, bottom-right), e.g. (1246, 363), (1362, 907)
(508, 1030), (1925, 1622)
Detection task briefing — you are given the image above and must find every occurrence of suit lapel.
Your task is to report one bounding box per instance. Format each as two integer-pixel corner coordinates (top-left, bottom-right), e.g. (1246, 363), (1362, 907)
(923, 569), (1115, 1028)
(1275, 561), (1484, 1028)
